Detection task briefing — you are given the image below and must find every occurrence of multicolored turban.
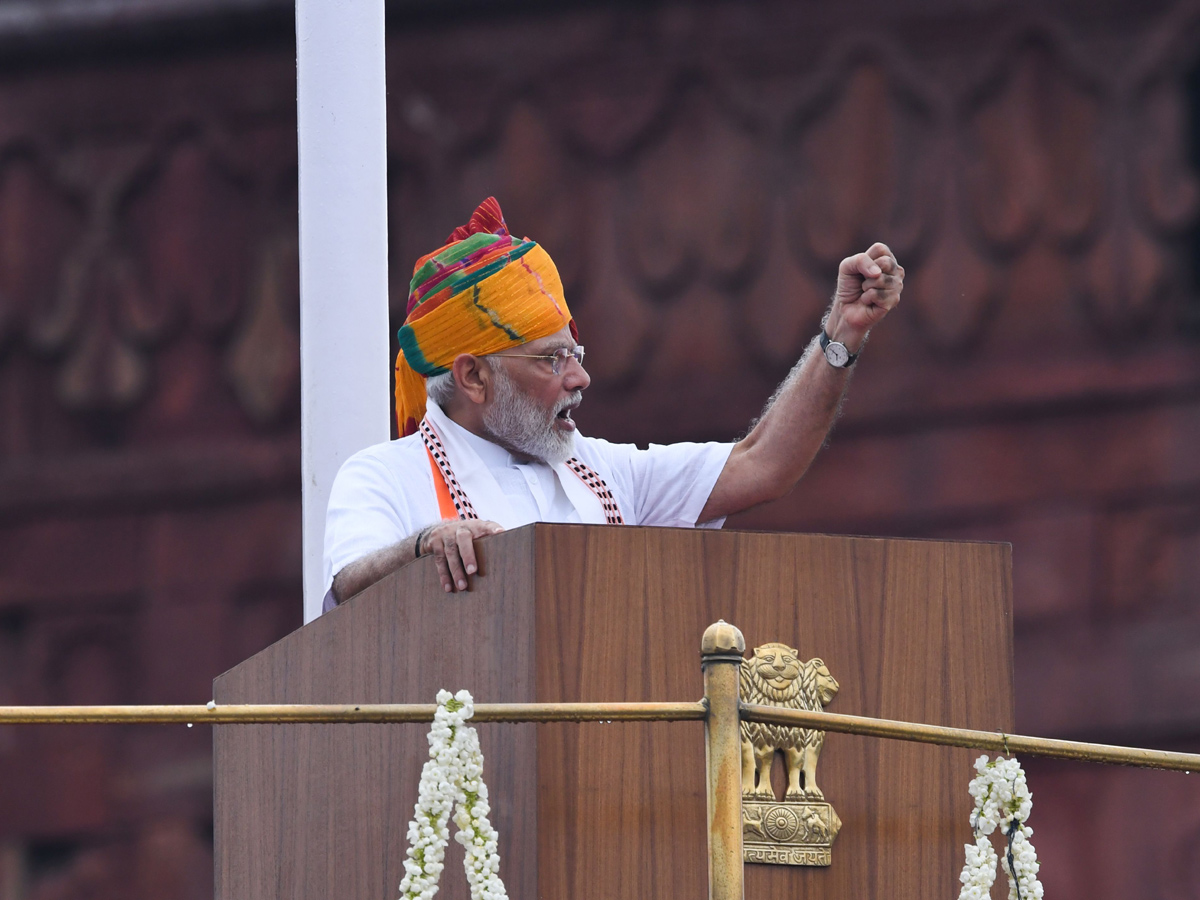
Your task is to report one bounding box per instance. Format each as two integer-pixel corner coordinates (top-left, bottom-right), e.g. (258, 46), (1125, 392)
(394, 197), (576, 436)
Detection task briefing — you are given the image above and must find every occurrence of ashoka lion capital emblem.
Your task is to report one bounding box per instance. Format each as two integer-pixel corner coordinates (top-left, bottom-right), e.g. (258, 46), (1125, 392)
(740, 642), (842, 867)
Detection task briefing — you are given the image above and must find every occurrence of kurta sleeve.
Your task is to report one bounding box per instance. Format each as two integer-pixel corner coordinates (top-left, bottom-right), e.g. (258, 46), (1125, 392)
(322, 449), (417, 595)
(589, 439), (734, 528)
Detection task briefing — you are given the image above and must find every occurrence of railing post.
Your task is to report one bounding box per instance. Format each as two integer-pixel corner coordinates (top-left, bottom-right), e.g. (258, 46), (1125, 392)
(701, 620), (745, 900)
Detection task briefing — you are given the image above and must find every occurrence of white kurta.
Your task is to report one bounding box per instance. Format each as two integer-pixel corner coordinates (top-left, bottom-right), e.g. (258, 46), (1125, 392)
(322, 402), (733, 601)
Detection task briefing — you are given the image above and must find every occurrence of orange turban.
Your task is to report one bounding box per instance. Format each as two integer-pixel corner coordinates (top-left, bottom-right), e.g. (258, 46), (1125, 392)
(395, 197), (576, 436)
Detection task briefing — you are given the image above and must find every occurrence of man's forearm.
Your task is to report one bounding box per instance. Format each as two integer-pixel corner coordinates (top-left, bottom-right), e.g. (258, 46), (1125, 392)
(699, 243), (902, 522)
(330, 529), (425, 605)
(329, 519), (506, 606)
(724, 335), (853, 509)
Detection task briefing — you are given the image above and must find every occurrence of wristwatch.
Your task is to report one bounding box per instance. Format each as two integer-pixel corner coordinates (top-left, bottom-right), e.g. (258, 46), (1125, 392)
(819, 330), (858, 368)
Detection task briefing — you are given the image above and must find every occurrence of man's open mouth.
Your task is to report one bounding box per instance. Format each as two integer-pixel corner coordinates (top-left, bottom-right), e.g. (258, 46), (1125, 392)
(554, 402), (578, 430)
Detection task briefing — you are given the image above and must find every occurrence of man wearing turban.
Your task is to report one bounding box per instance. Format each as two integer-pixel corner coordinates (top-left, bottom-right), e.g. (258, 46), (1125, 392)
(323, 197), (902, 608)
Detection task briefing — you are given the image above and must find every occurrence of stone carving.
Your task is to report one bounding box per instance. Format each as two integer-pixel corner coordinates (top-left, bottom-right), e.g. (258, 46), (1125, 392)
(740, 642), (841, 866)
(0, 122), (297, 431)
(1, 6), (1198, 438)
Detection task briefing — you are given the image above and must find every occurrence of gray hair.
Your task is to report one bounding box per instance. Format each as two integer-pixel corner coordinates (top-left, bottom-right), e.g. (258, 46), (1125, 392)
(425, 371), (456, 406)
(425, 356), (512, 408)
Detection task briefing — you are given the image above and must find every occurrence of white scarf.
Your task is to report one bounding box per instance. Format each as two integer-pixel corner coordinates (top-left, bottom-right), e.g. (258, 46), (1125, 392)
(423, 402), (610, 527)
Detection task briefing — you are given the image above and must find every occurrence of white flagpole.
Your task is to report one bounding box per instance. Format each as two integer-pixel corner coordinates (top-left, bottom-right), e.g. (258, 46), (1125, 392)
(296, 0), (390, 622)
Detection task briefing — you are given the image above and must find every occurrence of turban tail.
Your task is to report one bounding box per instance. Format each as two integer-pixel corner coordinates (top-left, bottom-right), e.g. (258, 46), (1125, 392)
(395, 197), (575, 436)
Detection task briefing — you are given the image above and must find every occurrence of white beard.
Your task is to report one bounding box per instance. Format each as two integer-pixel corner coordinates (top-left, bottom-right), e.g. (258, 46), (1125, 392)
(482, 361), (579, 465)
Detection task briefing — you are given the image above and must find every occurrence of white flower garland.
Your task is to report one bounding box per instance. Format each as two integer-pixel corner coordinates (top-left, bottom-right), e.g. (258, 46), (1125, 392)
(398, 690), (507, 900)
(958, 754), (1044, 900)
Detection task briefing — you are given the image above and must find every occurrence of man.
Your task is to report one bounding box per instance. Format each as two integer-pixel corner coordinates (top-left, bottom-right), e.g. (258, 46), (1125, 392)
(323, 197), (902, 609)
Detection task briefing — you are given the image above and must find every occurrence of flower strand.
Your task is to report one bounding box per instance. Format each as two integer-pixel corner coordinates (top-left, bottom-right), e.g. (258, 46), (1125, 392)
(958, 755), (1044, 900)
(398, 690), (507, 900)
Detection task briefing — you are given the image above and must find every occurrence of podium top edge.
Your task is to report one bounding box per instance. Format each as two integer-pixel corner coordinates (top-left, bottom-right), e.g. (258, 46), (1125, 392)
(515, 522), (1011, 550)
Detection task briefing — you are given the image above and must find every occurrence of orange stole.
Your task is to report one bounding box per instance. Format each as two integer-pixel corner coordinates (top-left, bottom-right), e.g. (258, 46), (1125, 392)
(426, 448), (459, 520)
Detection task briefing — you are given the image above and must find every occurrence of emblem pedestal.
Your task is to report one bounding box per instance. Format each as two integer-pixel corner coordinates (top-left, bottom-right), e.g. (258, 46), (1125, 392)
(742, 799), (841, 866)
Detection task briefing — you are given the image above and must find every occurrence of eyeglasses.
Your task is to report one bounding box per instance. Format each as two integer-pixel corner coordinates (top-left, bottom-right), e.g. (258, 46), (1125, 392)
(496, 345), (585, 375)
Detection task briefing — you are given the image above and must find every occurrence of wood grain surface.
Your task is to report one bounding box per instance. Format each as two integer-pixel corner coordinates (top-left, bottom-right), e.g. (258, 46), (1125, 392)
(214, 524), (1012, 900)
(213, 527), (538, 900)
(533, 525), (1013, 900)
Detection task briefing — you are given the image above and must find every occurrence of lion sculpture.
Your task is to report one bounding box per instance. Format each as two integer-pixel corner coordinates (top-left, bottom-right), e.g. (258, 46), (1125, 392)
(740, 642), (839, 801)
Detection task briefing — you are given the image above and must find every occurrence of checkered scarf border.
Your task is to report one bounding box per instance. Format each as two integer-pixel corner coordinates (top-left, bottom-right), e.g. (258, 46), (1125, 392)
(419, 418), (480, 520)
(564, 458), (625, 525)
(419, 417), (625, 525)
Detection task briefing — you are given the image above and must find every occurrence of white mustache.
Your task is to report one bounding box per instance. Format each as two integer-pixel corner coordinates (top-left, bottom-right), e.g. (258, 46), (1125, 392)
(554, 392), (582, 416)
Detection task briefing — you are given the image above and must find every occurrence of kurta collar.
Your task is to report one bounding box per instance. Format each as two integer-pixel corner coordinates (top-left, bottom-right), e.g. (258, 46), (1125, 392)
(423, 401), (606, 526)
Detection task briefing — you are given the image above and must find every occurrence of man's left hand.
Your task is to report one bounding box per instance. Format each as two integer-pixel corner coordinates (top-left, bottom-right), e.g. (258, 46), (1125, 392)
(826, 242), (904, 352)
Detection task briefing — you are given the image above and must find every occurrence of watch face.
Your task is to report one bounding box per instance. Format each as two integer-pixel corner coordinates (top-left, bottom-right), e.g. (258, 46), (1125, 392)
(824, 341), (850, 367)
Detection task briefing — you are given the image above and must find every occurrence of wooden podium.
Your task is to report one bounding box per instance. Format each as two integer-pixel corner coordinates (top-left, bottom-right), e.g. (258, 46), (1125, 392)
(213, 524), (1012, 900)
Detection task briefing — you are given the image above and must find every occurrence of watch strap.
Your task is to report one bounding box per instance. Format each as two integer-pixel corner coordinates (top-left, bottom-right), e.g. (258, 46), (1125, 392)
(819, 330), (858, 367)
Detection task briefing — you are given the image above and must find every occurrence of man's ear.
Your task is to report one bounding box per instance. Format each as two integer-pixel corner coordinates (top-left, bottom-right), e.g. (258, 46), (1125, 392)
(451, 353), (490, 406)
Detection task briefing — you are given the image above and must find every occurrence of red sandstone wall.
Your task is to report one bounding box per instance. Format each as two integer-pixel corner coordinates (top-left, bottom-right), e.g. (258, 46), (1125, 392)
(1, 1), (1199, 897)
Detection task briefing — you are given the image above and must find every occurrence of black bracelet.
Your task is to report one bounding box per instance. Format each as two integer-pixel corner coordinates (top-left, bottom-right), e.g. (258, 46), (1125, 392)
(414, 524), (437, 558)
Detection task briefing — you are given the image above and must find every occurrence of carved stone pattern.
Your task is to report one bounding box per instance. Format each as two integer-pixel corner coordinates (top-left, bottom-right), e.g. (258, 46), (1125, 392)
(2, 5), (1200, 440)
(384, 4), (1200, 389)
(0, 120), (299, 444)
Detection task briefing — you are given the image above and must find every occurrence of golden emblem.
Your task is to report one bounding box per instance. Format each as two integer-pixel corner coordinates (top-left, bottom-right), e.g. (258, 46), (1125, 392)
(740, 642), (842, 866)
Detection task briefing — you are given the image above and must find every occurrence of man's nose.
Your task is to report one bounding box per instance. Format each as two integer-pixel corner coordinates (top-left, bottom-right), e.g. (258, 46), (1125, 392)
(563, 360), (590, 391)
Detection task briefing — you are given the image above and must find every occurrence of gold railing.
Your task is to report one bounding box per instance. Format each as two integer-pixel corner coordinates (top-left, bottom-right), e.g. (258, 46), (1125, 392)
(0, 701), (707, 724)
(2, 620), (1198, 900)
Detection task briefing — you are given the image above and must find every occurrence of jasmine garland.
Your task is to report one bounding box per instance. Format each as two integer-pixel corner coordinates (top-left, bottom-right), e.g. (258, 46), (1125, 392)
(958, 754), (1044, 900)
(399, 690), (507, 900)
